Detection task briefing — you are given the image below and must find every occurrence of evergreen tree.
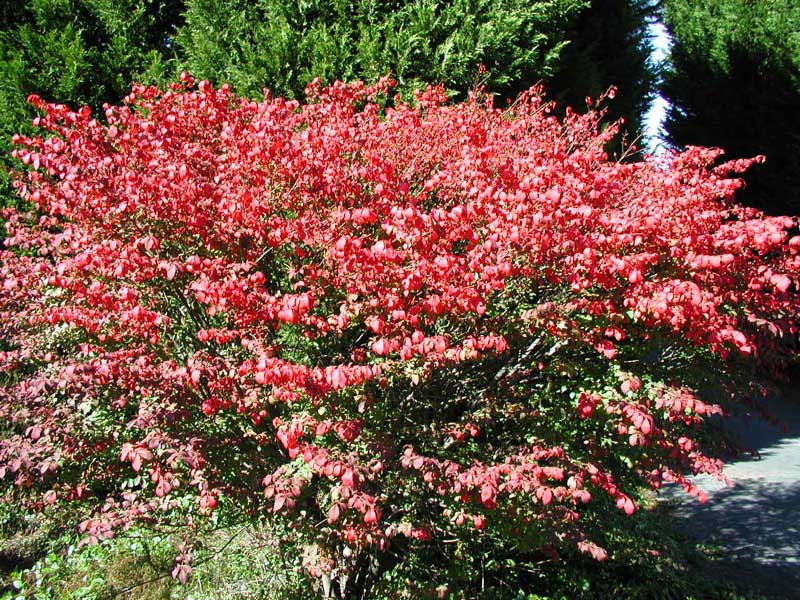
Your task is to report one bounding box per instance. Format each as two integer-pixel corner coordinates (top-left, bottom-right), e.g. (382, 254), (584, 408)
(545, 0), (657, 155)
(661, 0), (800, 214)
(0, 0), (184, 205)
(0, 0), (29, 28)
(176, 0), (588, 102)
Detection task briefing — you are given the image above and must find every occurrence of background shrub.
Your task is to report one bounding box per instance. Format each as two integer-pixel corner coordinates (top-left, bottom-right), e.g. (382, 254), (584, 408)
(0, 0), (182, 206)
(176, 0), (585, 101)
(660, 0), (800, 215)
(546, 0), (656, 153)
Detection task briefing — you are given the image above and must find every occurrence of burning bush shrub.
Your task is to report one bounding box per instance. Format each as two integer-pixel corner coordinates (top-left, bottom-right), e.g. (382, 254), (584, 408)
(1, 76), (797, 597)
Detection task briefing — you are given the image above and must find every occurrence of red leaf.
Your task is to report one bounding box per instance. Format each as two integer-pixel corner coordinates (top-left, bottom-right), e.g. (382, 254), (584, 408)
(328, 504), (341, 524)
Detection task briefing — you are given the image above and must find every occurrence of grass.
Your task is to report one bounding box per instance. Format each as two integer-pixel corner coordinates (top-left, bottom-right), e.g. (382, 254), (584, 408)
(0, 497), (780, 600)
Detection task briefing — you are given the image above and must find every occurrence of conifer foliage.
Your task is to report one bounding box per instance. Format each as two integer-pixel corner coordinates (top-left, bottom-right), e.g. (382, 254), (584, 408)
(176, 0), (587, 101)
(661, 0), (800, 214)
(0, 0), (182, 203)
(547, 0), (656, 150)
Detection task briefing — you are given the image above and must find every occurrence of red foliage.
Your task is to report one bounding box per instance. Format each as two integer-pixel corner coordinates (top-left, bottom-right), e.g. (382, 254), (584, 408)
(1, 76), (798, 573)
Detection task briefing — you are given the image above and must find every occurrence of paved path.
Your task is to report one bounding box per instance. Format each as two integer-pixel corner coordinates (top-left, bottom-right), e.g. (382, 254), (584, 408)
(660, 385), (800, 599)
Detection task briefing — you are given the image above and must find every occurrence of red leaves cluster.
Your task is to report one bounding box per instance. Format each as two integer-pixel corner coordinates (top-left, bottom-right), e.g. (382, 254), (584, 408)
(0, 76), (798, 569)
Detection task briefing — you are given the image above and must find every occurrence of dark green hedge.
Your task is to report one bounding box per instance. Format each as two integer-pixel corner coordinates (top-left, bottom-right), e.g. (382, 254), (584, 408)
(661, 0), (800, 215)
(0, 0), (182, 203)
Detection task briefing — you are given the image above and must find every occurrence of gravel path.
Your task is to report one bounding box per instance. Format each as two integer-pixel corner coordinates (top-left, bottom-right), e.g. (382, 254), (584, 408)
(661, 386), (800, 599)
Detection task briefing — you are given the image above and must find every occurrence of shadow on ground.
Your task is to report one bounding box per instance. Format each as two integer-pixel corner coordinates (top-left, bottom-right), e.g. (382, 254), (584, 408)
(667, 480), (800, 599)
(661, 384), (800, 600)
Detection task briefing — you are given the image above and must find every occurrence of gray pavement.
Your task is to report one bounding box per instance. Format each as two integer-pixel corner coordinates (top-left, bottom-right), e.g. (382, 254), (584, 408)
(660, 386), (800, 599)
